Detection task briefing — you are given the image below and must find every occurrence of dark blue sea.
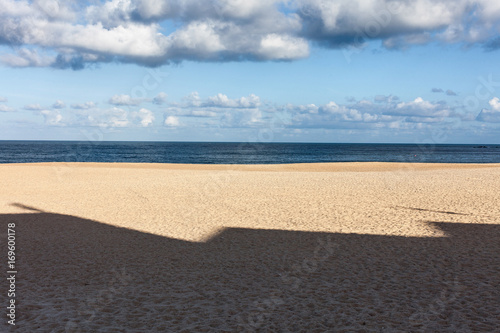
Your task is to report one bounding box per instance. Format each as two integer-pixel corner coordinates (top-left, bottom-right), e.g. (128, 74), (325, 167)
(0, 141), (499, 164)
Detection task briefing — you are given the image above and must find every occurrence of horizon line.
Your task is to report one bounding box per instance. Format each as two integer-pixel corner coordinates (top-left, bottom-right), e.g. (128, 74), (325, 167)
(0, 140), (499, 146)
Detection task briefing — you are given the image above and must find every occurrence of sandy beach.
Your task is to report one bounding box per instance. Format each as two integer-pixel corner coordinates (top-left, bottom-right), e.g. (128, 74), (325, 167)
(0, 162), (499, 332)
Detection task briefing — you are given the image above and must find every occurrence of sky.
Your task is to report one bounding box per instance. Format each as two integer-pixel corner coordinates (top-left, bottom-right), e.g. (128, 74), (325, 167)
(1, 0), (500, 143)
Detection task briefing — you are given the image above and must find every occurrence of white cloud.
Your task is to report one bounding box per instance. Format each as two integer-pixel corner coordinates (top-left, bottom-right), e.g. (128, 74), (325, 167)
(158, 93), (461, 131)
(297, 0), (473, 45)
(33, 0), (76, 21)
(109, 94), (145, 106)
(258, 33), (309, 60)
(81, 107), (129, 128)
(1, 93), (489, 134)
(177, 92), (262, 111)
(220, 108), (263, 127)
(167, 21), (226, 57)
(86, 0), (135, 27)
(131, 0), (171, 22)
(0, 49), (56, 68)
(374, 95), (399, 103)
(52, 100), (65, 109)
(133, 108), (155, 127)
(24, 104), (43, 110)
(206, 93), (236, 107)
(287, 96), (462, 130)
(106, 107), (129, 127)
(183, 92), (202, 107)
(40, 109), (63, 125)
(0, 97), (7, 102)
(0, 0), (307, 68)
(489, 97), (500, 111)
(71, 102), (96, 109)
(286, 103), (319, 114)
(204, 93), (261, 108)
(0, 104), (14, 112)
(163, 92), (268, 130)
(164, 92), (265, 128)
(152, 92), (167, 105)
(24, 104), (143, 128)
(183, 110), (218, 117)
(300, 103), (319, 114)
(55, 105), (156, 128)
(393, 97), (451, 117)
(11, 0), (500, 68)
(319, 102), (364, 121)
(164, 115), (180, 127)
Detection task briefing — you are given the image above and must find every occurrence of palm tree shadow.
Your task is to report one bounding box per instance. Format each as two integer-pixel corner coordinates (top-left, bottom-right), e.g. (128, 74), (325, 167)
(1, 204), (499, 332)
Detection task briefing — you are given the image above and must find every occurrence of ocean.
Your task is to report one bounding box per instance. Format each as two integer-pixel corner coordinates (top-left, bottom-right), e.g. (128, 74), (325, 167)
(0, 141), (499, 164)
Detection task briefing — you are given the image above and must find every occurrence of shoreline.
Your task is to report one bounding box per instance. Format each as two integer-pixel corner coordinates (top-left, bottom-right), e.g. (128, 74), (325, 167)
(2, 161), (500, 172)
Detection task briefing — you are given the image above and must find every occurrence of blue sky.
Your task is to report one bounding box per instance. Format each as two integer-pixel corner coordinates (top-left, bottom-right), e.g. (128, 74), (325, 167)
(1, 0), (500, 143)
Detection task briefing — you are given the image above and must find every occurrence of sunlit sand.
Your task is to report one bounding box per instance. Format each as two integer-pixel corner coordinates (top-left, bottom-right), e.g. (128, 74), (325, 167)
(0, 162), (499, 331)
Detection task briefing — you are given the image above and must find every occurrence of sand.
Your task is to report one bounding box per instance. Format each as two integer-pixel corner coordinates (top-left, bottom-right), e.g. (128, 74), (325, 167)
(0, 162), (499, 332)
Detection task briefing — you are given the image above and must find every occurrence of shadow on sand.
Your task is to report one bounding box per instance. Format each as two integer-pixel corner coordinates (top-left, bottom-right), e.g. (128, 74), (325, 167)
(0, 203), (499, 332)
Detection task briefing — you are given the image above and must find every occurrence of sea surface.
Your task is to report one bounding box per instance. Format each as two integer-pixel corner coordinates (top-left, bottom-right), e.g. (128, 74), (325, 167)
(0, 141), (499, 164)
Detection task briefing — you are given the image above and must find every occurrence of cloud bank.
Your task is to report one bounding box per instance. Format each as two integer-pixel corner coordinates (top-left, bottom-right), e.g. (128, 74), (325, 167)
(5, 89), (500, 142)
(1, 0), (500, 68)
(11, 90), (468, 131)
